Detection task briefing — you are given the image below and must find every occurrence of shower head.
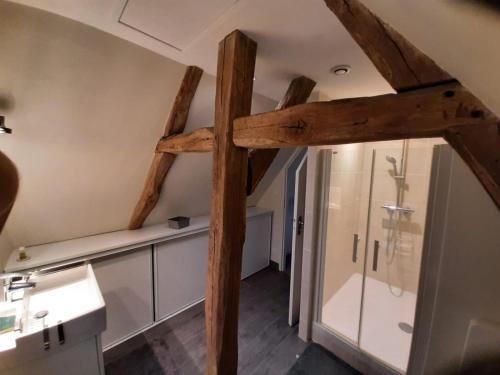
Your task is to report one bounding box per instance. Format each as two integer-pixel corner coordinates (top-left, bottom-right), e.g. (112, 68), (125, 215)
(385, 155), (397, 164)
(386, 155), (399, 177)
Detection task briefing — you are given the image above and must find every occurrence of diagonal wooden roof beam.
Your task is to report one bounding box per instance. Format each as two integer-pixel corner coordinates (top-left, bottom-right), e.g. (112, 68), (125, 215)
(324, 0), (452, 92)
(247, 76), (316, 195)
(128, 66), (203, 230)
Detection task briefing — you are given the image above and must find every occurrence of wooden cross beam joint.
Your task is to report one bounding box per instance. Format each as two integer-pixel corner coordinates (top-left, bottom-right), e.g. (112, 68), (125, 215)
(155, 75), (317, 195)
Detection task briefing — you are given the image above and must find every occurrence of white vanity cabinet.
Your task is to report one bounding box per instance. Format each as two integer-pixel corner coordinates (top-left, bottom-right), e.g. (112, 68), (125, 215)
(154, 232), (209, 320)
(5, 208), (272, 351)
(92, 246), (154, 348)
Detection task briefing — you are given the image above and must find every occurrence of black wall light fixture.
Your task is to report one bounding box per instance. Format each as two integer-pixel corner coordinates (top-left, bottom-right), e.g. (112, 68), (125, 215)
(0, 116), (12, 134)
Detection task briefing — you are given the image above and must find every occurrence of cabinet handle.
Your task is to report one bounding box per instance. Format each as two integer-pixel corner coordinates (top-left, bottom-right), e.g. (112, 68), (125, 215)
(373, 240), (379, 271)
(352, 234), (359, 263)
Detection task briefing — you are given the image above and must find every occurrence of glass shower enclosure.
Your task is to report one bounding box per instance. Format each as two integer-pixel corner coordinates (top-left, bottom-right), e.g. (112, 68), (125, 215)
(318, 139), (440, 373)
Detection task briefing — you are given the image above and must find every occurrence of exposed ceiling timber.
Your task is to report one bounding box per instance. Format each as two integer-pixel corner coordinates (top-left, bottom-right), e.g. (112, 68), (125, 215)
(8, 0), (393, 101)
(8, 0), (500, 119)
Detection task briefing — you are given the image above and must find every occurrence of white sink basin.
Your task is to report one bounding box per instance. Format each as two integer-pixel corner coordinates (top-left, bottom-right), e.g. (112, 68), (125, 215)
(0, 263), (106, 372)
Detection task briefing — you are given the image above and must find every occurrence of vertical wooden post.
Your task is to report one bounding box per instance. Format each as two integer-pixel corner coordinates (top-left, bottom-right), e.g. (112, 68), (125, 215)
(206, 30), (257, 375)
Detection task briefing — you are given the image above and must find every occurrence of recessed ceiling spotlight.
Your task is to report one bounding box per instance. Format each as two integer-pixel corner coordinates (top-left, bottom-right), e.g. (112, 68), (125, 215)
(330, 65), (351, 76)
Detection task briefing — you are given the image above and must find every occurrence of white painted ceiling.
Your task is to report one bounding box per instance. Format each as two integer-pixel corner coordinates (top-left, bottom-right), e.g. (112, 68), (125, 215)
(9, 0), (393, 101)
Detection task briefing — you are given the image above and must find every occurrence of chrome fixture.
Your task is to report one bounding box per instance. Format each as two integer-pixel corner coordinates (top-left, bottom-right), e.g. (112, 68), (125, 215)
(8, 281), (36, 291)
(381, 204), (415, 214)
(352, 234), (359, 263)
(384, 140), (411, 297)
(0, 115), (12, 134)
(385, 154), (398, 177)
(385, 155), (405, 178)
(1, 271), (36, 302)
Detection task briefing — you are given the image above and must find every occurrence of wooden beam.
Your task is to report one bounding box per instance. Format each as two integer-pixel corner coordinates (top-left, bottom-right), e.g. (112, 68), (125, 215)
(323, 0), (499, 208)
(156, 127), (214, 153)
(324, 0), (452, 92)
(247, 76), (316, 195)
(155, 76), (316, 195)
(444, 123), (500, 208)
(233, 83), (497, 148)
(128, 66), (203, 229)
(206, 30), (257, 375)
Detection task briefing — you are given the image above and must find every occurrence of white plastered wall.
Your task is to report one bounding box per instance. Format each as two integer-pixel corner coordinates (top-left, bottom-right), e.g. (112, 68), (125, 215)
(0, 2), (276, 269)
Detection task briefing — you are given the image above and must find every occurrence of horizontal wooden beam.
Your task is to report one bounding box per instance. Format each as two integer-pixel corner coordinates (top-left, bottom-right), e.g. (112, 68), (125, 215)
(324, 0), (452, 92)
(156, 127), (214, 153)
(247, 76), (316, 195)
(233, 82), (496, 148)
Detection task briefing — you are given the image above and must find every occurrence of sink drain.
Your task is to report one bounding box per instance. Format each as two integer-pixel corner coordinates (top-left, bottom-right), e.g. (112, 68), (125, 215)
(398, 322), (413, 334)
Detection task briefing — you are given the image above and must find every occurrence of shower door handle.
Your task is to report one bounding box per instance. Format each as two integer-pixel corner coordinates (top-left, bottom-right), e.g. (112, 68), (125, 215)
(352, 234), (359, 263)
(373, 240), (380, 271)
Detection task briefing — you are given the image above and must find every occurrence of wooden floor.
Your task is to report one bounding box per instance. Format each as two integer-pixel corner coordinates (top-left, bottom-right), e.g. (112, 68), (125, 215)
(104, 267), (309, 374)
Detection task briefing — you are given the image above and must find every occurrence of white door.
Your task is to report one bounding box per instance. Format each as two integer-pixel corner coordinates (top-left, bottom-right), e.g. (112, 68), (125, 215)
(289, 154), (307, 326)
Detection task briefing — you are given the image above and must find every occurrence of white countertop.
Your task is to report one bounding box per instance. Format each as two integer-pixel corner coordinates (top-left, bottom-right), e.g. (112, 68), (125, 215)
(5, 207), (271, 273)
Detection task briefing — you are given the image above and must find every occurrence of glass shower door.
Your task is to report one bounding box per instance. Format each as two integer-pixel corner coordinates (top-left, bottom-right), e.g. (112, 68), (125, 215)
(319, 146), (369, 344)
(359, 143), (430, 373)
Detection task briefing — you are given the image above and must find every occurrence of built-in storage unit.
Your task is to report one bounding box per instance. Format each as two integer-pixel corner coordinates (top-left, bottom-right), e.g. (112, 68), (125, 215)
(5, 208), (272, 349)
(155, 232), (209, 320)
(92, 247), (154, 347)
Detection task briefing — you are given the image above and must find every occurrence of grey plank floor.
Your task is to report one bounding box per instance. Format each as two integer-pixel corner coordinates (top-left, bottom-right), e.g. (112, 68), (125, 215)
(104, 267), (309, 375)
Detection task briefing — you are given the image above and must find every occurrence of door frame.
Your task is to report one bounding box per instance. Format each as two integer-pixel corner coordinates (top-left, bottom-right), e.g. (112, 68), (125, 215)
(288, 153), (307, 326)
(280, 147), (308, 272)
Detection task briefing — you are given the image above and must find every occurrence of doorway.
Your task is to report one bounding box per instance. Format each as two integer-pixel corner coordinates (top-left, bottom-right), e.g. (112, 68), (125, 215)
(282, 148), (308, 326)
(282, 148), (307, 273)
(316, 139), (441, 373)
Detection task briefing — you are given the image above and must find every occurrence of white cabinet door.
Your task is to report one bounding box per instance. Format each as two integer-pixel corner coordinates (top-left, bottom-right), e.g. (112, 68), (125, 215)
(155, 232), (209, 320)
(92, 246), (153, 348)
(154, 213), (271, 321)
(3, 337), (103, 375)
(241, 214), (272, 279)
